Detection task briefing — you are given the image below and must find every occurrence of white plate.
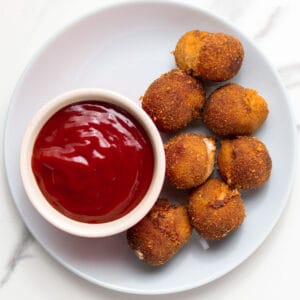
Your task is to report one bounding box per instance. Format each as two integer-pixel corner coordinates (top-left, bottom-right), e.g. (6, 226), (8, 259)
(4, 0), (297, 295)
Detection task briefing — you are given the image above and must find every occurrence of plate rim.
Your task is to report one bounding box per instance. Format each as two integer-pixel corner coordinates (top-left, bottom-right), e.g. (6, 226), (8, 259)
(3, 0), (298, 295)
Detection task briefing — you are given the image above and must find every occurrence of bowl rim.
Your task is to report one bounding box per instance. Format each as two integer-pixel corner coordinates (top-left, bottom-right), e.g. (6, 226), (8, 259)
(5, 0), (297, 295)
(19, 88), (166, 237)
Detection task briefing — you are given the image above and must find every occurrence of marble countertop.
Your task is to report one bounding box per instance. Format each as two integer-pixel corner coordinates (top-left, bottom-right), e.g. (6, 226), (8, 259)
(1, 0), (299, 299)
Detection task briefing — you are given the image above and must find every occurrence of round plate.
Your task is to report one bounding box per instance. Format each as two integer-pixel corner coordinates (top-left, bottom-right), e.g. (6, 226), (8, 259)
(4, 0), (297, 295)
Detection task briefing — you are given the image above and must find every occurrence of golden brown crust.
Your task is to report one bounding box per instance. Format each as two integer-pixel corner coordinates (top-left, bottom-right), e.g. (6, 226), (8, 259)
(174, 31), (244, 81)
(196, 33), (244, 81)
(203, 83), (269, 136)
(127, 199), (192, 266)
(164, 133), (216, 189)
(174, 30), (209, 74)
(189, 178), (245, 240)
(142, 69), (205, 132)
(218, 136), (272, 189)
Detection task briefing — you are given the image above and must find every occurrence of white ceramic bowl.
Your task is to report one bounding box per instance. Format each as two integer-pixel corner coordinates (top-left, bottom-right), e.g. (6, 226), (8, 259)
(20, 88), (165, 237)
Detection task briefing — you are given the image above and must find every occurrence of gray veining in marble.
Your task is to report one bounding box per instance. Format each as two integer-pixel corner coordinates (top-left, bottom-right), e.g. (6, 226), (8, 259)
(0, 228), (33, 287)
(278, 64), (300, 89)
(254, 5), (283, 40)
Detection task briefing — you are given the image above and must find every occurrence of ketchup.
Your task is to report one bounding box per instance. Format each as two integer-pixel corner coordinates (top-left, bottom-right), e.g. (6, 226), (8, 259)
(32, 101), (154, 223)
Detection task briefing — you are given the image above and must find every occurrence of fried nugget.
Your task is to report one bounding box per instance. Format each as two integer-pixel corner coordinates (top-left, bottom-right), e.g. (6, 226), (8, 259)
(164, 133), (216, 189)
(203, 83), (269, 136)
(189, 178), (245, 240)
(142, 69), (205, 132)
(218, 136), (272, 189)
(127, 199), (192, 266)
(174, 30), (244, 81)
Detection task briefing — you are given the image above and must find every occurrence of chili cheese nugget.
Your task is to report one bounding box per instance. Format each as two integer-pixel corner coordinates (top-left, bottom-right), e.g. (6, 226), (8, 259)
(174, 30), (244, 81)
(189, 178), (245, 240)
(142, 69), (205, 132)
(127, 199), (192, 266)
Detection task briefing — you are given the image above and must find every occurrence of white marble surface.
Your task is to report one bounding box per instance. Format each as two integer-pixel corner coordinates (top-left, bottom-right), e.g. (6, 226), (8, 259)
(1, 0), (300, 299)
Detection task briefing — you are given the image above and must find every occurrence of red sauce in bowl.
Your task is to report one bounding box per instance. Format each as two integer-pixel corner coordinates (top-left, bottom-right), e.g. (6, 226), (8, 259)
(32, 101), (154, 223)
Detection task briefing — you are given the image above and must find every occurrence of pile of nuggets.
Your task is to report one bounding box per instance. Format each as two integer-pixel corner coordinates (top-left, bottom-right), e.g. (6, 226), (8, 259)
(127, 30), (272, 266)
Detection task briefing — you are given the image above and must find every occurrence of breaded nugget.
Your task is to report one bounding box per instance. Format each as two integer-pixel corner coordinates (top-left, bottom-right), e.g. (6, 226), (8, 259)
(164, 133), (216, 189)
(203, 83), (269, 136)
(189, 178), (245, 240)
(127, 199), (192, 266)
(174, 30), (210, 75)
(142, 69), (205, 132)
(174, 30), (244, 81)
(218, 136), (272, 189)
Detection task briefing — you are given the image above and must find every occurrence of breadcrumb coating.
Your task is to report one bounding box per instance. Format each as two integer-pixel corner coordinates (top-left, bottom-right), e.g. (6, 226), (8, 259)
(142, 69), (205, 132)
(164, 133), (216, 189)
(127, 199), (192, 266)
(174, 30), (209, 74)
(203, 83), (269, 136)
(218, 136), (272, 189)
(189, 178), (245, 240)
(174, 31), (244, 81)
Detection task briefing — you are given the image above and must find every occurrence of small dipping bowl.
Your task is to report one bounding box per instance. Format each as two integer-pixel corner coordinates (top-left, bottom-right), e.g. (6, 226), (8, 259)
(20, 89), (165, 237)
